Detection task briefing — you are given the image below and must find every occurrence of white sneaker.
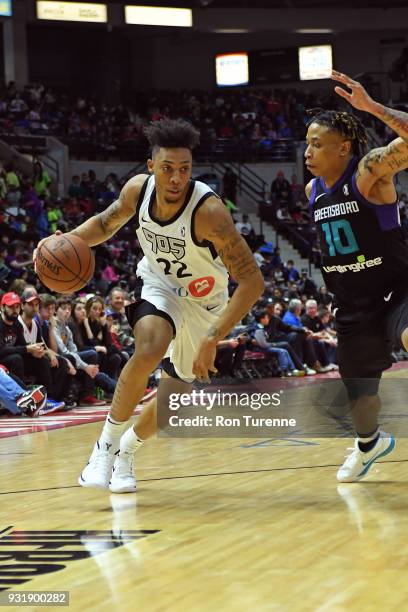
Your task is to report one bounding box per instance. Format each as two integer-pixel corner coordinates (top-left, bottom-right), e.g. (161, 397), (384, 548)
(319, 364), (333, 373)
(304, 366), (316, 375)
(78, 441), (117, 489)
(337, 431), (395, 482)
(109, 451), (137, 493)
(327, 363), (339, 371)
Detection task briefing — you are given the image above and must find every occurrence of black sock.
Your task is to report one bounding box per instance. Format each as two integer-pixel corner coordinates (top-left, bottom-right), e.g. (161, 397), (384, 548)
(358, 434), (380, 453)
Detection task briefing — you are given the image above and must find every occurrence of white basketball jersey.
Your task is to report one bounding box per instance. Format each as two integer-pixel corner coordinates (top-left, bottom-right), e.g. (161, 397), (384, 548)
(135, 176), (228, 302)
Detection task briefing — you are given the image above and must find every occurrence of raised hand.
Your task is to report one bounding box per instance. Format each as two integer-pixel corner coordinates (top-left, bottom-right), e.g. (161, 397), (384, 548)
(331, 70), (375, 113)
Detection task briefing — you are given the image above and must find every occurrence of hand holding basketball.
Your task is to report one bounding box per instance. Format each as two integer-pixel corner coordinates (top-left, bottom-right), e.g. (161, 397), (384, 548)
(34, 232), (95, 294)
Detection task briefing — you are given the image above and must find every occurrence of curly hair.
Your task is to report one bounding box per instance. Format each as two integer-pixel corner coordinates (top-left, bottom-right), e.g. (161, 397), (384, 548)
(306, 108), (368, 157)
(144, 118), (200, 156)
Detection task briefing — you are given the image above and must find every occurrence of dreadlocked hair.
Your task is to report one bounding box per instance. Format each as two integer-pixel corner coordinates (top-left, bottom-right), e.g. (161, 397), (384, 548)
(306, 108), (368, 157)
(144, 118), (200, 156)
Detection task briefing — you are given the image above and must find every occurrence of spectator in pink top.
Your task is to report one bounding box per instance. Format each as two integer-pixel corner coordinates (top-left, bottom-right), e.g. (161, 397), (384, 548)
(101, 264), (119, 283)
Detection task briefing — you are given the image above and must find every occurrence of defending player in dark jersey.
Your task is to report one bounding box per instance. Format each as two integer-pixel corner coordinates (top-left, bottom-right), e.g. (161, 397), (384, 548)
(305, 69), (408, 482)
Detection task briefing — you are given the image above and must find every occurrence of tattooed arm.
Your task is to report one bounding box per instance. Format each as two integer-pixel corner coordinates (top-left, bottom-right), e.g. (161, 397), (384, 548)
(192, 199), (264, 380)
(332, 70), (408, 195)
(198, 198), (264, 342)
(371, 106), (408, 145)
(356, 139), (408, 181)
(71, 174), (149, 246)
(356, 98), (408, 180)
(33, 174), (148, 267)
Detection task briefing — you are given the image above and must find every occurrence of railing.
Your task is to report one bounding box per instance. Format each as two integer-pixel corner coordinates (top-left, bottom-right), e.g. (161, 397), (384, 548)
(209, 161), (267, 232)
(0, 139), (34, 179)
(213, 161), (268, 200)
(120, 161), (148, 184)
(62, 136), (296, 164)
(196, 138), (296, 164)
(259, 201), (319, 274)
(40, 153), (59, 189)
(1, 133), (48, 155)
(1, 133), (63, 196)
(278, 222), (319, 276)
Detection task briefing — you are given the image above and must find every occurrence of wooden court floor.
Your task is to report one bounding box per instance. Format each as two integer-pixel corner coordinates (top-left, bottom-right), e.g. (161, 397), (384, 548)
(1, 411), (408, 612)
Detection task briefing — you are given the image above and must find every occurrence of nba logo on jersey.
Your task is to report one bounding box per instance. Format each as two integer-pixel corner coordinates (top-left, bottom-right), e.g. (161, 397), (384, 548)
(180, 226), (185, 237)
(343, 184), (349, 196)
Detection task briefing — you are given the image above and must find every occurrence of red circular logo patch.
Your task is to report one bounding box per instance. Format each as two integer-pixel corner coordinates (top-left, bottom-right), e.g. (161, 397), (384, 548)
(188, 276), (215, 298)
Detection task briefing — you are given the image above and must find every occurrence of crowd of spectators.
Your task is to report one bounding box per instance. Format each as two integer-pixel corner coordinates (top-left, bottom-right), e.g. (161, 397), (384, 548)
(0, 158), (145, 416)
(0, 80), (345, 161)
(223, 236), (339, 380)
(2, 78), (404, 164)
(5, 156), (408, 412)
(1, 79), (408, 415)
(0, 283), (139, 417)
(0, 156), (343, 418)
(9, 79), (408, 411)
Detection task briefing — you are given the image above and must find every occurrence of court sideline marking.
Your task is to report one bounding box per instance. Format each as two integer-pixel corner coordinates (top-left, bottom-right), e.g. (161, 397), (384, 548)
(0, 458), (405, 496)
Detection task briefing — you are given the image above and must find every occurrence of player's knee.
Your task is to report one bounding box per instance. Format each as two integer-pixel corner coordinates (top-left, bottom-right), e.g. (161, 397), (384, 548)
(133, 342), (167, 370)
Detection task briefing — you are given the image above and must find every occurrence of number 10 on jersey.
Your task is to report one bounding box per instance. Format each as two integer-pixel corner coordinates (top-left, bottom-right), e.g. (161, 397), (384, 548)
(321, 219), (359, 256)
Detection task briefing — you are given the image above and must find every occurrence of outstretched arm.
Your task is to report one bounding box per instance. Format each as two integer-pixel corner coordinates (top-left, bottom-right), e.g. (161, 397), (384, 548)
(332, 70), (408, 181)
(33, 174), (148, 268)
(71, 174), (148, 247)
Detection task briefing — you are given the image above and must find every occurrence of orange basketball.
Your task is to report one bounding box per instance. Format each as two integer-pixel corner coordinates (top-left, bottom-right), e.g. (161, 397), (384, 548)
(36, 234), (95, 294)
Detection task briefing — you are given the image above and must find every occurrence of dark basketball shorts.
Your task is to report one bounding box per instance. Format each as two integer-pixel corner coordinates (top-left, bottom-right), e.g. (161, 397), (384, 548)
(125, 299), (180, 380)
(126, 299), (176, 337)
(335, 290), (408, 398)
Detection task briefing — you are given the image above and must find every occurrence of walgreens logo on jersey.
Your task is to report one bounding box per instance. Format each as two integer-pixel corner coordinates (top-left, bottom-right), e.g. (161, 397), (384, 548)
(323, 254), (383, 273)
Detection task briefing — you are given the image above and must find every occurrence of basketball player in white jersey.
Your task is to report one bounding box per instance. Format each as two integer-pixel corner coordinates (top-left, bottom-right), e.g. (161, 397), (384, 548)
(35, 119), (264, 493)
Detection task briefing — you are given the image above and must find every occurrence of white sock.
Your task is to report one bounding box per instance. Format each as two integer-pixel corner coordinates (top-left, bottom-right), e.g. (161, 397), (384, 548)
(358, 427), (380, 443)
(119, 426), (144, 454)
(98, 415), (129, 454)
